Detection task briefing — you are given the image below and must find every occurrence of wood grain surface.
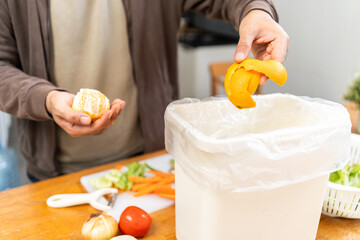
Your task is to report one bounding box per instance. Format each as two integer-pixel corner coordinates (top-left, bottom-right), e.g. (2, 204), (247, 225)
(0, 149), (359, 239)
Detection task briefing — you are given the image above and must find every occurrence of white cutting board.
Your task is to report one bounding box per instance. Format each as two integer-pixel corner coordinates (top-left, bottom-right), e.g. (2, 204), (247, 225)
(80, 153), (174, 222)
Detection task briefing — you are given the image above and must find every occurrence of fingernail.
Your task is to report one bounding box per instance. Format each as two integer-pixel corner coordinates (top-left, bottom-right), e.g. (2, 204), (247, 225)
(235, 52), (244, 61)
(116, 108), (120, 115)
(108, 112), (113, 120)
(80, 116), (91, 124)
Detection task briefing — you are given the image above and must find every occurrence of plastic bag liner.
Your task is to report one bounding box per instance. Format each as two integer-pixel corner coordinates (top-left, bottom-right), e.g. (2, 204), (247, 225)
(165, 93), (351, 193)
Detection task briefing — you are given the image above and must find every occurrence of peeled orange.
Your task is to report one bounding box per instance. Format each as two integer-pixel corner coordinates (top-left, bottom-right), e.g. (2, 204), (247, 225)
(224, 59), (287, 109)
(72, 88), (110, 120)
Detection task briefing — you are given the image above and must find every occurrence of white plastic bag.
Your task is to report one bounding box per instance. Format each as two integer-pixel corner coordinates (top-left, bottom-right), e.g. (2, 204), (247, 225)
(165, 93), (351, 193)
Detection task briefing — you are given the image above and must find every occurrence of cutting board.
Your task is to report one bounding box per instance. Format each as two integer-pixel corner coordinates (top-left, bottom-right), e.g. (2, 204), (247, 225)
(80, 153), (174, 222)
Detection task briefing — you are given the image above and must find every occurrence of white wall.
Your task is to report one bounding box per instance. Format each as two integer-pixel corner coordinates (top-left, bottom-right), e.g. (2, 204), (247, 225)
(178, 1), (360, 103)
(178, 44), (236, 99)
(264, 0), (360, 103)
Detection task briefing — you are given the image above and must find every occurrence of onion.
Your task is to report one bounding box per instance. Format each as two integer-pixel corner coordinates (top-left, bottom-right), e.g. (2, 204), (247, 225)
(82, 212), (118, 240)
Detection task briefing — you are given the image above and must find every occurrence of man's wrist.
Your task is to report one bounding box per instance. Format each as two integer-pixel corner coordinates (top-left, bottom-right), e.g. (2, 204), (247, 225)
(45, 90), (57, 116)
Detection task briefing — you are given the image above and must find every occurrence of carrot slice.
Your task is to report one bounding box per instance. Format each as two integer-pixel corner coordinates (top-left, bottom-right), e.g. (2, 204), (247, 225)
(132, 180), (172, 196)
(155, 176), (175, 185)
(131, 182), (151, 192)
(133, 184), (158, 197)
(157, 193), (175, 200)
(148, 170), (175, 178)
(117, 189), (125, 194)
(128, 175), (163, 183)
(114, 165), (123, 171)
(154, 184), (175, 195)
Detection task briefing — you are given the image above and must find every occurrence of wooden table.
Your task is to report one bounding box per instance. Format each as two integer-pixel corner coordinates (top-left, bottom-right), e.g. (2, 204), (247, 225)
(0, 150), (360, 240)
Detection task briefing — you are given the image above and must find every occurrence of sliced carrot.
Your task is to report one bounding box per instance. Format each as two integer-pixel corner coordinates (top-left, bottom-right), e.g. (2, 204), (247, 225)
(133, 184), (158, 197)
(131, 182), (151, 192)
(128, 175), (163, 183)
(117, 189), (125, 194)
(132, 181), (172, 197)
(126, 169), (176, 197)
(157, 193), (175, 200)
(114, 165), (123, 171)
(148, 170), (175, 178)
(154, 184), (175, 195)
(156, 175), (175, 184)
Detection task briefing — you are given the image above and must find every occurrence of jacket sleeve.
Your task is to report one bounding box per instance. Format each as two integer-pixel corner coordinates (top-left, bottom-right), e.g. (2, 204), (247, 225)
(182, 0), (278, 30)
(0, 0), (60, 121)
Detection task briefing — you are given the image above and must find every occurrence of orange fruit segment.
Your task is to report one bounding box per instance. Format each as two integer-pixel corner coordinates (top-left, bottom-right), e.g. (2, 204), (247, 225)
(72, 88), (110, 120)
(224, 59), (287, 109)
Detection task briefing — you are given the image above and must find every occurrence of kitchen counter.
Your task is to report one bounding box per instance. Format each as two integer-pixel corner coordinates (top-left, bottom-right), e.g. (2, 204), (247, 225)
(0, 149), (359, 239)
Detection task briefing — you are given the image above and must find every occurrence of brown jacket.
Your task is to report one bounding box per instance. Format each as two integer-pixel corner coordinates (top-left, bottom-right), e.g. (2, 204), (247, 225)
(0, 0), (278, 179)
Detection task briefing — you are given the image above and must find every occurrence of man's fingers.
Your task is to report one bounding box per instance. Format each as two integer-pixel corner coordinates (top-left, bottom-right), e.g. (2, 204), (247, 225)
(48, 91), (92, 126)
(55, 107), (92, 126)
(111, 99), (126, 108)
(235, 21), (258, 63)
(271, 40), (289, 64)
(259, 75), (268, 85)
(110, 100), (126, 121)
(234, 39), (252, 63)
(54, 110), (113, 137)
(89, 111), (113, 135)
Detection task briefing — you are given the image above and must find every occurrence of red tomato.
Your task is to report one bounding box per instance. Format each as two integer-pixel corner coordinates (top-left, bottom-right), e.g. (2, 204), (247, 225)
(119, 206), (152, 237)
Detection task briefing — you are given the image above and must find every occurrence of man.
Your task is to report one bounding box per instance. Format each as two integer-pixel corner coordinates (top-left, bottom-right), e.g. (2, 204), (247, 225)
(0, 0), (288, 180)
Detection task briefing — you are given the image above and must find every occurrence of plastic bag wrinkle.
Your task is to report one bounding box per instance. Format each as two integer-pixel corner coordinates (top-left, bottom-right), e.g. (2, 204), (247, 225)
(165, 94), (351, 193)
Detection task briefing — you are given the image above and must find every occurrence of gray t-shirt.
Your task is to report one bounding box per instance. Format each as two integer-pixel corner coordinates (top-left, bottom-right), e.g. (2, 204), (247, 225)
(50, 0), (144, 173)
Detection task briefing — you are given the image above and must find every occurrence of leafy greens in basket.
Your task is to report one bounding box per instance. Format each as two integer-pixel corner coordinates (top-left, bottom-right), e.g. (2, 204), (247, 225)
(329, 163), (360, 188)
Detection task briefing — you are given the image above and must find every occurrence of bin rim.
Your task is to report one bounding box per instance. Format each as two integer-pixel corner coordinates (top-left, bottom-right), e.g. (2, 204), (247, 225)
(165, 94), (350, 155)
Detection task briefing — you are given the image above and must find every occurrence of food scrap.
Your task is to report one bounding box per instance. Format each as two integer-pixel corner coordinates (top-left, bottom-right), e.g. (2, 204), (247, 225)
(90, 161), (175, 200)
(224, 58), (287, 109)
(130, 170), (175, 200)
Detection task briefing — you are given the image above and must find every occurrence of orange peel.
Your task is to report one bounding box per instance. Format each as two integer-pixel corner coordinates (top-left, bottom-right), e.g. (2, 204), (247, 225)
(224, 59), (287, 109)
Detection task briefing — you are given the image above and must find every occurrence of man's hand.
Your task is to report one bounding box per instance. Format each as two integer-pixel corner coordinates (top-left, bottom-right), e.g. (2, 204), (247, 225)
(46, 90), (125, 137)
(234, 10), (289, 85)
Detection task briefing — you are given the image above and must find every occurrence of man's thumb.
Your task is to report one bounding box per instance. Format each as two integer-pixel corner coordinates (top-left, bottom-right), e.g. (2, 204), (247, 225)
(60, 108), (91, 126)
(234, 38), (252, 63)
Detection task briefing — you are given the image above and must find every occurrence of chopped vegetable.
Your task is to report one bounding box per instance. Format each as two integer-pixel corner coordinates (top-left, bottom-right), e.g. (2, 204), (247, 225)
(170, 159), (175, 174)
(114, 165), (123, 171)
(131, 182), (151, 192)
(147, 170), (174, 178)
(157, 193), (175, 200)
(90, 160), (175, 200)
(154, 184), (175, 195)
(130, 173), (175, 199)
(90, 162), (149, 190)
(128, 175), (163, 183)
(329, 163), (360, 188)
(90, 177), (112, 189)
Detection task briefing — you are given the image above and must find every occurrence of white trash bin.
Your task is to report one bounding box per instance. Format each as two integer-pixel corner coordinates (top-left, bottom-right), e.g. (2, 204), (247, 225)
(165, 94), (351, 240)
